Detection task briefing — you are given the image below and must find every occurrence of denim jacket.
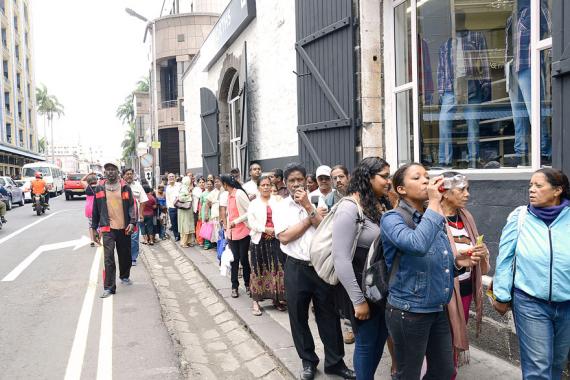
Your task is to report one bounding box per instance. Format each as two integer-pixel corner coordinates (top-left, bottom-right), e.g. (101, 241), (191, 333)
(380, 200), (455, 313)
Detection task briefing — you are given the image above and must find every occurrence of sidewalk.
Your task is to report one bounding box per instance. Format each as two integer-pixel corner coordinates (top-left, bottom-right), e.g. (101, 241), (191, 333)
(142, 239), (522, 379)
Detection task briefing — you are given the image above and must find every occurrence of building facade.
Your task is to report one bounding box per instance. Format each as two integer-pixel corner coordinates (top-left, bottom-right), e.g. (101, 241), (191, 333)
(182, 0), (567, 362)
(0, 0), (41, 177)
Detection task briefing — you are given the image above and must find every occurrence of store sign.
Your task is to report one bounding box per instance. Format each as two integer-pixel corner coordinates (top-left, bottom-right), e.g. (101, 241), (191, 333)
(199, 0), (256, 71)
(151, 141), (161, 149)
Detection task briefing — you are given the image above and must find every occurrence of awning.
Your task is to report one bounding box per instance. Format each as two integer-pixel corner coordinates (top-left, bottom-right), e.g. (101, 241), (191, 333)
(0, 143), (46, 161)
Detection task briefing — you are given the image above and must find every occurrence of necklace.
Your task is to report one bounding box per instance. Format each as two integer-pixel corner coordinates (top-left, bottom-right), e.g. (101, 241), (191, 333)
(446, 213), (464, 229)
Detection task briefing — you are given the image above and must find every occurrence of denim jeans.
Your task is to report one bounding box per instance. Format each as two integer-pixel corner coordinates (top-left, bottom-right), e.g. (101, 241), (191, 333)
(513, 289), (570, 380)
(353, 308), (389, 380)
(508, 68), (551, 158)
(438, 89), (481, 166)
(386, 305), (454, 380)
(131, 222), (141, 262)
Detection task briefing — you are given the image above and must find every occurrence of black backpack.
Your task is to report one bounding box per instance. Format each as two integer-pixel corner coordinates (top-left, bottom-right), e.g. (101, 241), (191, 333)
(361, 206), (416, 306)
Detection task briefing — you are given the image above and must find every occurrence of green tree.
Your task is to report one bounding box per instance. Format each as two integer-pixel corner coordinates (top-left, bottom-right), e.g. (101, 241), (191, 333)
(121, 122), (136, 168)
(118, 76), (150, 161)
(36, 84), (64, 162)
(38, 137), (47, 154)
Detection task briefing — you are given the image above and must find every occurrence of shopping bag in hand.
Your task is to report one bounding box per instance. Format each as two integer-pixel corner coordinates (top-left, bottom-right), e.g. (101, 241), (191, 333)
(217, 229), (227, 262)
(220, 245), (234, 276)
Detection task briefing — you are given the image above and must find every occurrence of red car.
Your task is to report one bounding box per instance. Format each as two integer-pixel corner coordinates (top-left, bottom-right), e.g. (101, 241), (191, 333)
(64, 173), (86, 200)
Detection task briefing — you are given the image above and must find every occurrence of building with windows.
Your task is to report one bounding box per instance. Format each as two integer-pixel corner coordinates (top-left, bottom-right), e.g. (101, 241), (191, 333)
(0, 0), (41, 177)
(182, 0), (568, 362)
(144, 2), (224, 177)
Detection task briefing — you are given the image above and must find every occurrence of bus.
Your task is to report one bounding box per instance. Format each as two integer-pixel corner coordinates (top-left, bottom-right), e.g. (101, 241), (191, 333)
(21, 162), (65, 197)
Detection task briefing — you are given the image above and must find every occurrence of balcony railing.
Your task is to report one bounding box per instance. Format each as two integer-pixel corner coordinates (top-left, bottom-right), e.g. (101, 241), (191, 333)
(160, 99), (178, 109)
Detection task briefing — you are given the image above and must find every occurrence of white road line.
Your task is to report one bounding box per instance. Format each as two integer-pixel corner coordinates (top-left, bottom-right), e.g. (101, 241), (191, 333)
(64, 247), (102, 380)
(0, 210), (66, 246)
(97, 294), (113, 380)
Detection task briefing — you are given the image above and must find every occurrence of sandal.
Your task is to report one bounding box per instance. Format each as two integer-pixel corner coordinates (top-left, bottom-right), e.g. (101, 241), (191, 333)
(252, 307), (262, 316)
(231, 289), (239, 298)
(274, 303), (287, 312)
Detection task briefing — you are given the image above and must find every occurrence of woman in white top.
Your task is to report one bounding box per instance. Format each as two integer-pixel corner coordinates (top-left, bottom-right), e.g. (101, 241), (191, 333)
(247, 176), (286, 316)
(205, 176), (225, 243)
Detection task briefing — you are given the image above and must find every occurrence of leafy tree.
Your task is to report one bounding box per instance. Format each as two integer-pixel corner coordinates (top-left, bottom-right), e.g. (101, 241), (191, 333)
(35, 84), (64, 161)
(121, 123), (136, 168)
(118, 76), (150, 161)
(38, 137), (46, 153)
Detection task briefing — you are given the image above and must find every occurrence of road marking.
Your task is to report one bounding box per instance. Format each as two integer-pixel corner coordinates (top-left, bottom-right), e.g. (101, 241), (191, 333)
(1, 236), (91, 282)
(0, 210), (67, 246)
(97, 294), (113, 380)
(64, 247), (101, 380)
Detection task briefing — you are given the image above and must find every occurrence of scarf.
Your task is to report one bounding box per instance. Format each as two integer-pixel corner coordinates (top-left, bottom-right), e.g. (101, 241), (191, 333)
(444, 208), (488, 366)
(529, 199), (569, 226)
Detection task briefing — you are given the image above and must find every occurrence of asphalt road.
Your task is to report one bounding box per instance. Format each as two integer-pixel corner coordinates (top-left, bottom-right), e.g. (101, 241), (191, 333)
(0, 195), (182, 380)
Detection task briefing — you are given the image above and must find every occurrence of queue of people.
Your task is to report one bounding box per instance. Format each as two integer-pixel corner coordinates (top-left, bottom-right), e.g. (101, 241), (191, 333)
(86, 158), (570, 380)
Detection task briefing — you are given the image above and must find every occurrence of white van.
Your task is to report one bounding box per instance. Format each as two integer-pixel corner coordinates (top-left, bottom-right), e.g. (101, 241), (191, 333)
(22, 162), (64, 197)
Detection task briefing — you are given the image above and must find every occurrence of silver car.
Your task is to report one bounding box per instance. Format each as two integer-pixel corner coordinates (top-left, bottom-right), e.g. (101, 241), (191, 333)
(0, 176), (25, 210)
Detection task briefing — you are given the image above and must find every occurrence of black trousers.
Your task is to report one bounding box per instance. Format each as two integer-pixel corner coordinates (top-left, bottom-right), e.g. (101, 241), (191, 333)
(385, 304), (454, 380)
(284, 257), (345, 369)
(168, 208), (179, 239)
(102, 229), (132, 292)
(229, 236), (251, 290)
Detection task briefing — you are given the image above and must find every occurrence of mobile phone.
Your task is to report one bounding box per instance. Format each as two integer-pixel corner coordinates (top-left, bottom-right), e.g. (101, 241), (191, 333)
(310, 195), (320, 208)
(438, 184), (445, 193)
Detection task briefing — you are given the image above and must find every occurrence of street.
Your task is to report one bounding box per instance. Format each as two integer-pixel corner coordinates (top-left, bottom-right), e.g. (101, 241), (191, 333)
(0, 195), (182, 380)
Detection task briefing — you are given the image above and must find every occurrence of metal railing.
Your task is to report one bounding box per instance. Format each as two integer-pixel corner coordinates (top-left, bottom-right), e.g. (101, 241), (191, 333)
(160, 99), (178, 109)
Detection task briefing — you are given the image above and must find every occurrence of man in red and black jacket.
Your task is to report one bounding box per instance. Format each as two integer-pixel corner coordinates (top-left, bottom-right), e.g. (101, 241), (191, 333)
(92, 161), (136, 298)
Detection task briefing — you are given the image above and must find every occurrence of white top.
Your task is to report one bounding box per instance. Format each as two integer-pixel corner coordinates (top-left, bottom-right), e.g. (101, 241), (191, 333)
(206, 188), (223, 219)
(242, 180), (259, 198)
(129, 181), (149, 205)
(449, 223), (474, 282)
(165, 182), (181, 208)
(273, 196), (316, 261)
(309, 188), (334, 209)
(192, 187), (203, 213)
(247, 196), (279, 244)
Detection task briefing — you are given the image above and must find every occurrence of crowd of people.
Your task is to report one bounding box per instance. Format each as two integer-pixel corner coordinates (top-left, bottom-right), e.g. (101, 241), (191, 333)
(84, 158), (570, 380)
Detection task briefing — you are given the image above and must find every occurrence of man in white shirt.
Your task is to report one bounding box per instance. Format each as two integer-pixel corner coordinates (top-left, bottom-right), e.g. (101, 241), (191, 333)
(242, 162), (262, 200)
(123, 168), (149, 266)
(165, 173), (182, 241)
(273, 163), (354, 380)
(309, 165), (335, 210)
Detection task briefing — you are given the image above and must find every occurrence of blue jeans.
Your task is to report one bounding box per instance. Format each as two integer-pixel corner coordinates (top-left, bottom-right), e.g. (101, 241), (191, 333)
(508, 68), (551, 158)
(168, 208), (179, 239)
(131, 224), (140, 262)
(353, 308), (389, 380)
(438, 90), (481, 165)
(513, 289), (570, 380)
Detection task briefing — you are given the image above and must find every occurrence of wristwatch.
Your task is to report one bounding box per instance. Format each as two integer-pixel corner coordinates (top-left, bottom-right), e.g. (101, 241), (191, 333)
(308, 209), (317, 218)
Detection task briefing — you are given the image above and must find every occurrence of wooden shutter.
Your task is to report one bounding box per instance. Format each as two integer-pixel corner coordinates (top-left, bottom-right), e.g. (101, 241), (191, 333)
(200, 87), (220, 176)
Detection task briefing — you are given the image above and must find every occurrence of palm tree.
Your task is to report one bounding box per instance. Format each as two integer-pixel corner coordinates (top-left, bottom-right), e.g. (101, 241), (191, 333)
(116, 95), (135, 125)
(36, 84), (64, 162)
(121, 122), (136, 168)
(38, 137), (47, 154)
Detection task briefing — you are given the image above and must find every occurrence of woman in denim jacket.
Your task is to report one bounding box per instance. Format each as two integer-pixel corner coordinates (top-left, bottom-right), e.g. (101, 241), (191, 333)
(380, 163), (482, 380)
(493, 168), (570, 379)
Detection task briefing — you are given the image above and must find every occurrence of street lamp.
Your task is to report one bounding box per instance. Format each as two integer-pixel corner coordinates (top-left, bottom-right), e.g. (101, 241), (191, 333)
(125, 7), (160, 183)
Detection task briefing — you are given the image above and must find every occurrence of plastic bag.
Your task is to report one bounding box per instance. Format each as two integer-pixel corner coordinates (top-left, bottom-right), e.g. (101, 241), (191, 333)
(220, 245), (234, 276)
(217, 229), (227, 262)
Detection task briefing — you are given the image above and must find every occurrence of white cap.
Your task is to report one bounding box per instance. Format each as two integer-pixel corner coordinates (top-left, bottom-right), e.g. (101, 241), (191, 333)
(315, 165), (332, 178)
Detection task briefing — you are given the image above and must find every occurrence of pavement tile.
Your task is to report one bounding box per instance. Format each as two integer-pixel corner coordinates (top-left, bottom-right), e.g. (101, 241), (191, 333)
(235, 340), (264, 361)
(219, 320), (239, 333)
(262, 369), (287, 380)
(183, 347), (209, 365)
(245, 353), (277, 378)
(213, 311), (233, 324)
(206, 302), (226, 316)
(214, 352), (241, 372)
(202, 329), (220, 340)
(205, 341), (228, 352)
(226, 327), (251, 346)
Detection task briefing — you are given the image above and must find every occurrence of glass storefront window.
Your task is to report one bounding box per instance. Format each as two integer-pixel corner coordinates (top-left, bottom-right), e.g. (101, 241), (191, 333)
(391, 0), (553, 170)
(396, 90), (414, 166)
(395, 0), (412, 87)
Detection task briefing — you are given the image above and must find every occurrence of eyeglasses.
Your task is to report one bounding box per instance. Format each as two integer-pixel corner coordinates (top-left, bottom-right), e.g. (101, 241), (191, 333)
(374, 173), (391, 180)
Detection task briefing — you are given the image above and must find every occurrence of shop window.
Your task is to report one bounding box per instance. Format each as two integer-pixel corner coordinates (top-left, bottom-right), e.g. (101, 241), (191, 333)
(159, 58), (178, 107)
(387, 0), (553, 170)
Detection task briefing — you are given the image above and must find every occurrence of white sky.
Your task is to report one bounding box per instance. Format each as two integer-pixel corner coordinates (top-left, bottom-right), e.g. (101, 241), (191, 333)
(32, 0), (169, 162)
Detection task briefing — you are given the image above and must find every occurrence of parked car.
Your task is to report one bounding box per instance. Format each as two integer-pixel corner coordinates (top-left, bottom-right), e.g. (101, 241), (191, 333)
(0, 176), (25, 210)
(64, 173), (87, 200)
(15, 180), (32, 203)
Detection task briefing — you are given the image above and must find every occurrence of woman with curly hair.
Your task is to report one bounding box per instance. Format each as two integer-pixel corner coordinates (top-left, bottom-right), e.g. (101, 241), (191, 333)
(331, 157), (393, 379)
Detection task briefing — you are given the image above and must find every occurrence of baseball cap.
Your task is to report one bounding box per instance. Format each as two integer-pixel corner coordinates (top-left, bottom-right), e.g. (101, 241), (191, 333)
(103, 161), (120, 170)
(315, 165), (332, 178)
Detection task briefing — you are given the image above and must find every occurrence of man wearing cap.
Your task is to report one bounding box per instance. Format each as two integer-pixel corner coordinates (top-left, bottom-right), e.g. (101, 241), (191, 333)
(92, 162), (137, 298)
(309, 165), (334, 210)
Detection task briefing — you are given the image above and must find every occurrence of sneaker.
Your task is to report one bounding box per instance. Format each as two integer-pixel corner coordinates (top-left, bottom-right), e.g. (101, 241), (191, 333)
(100, 289), (115, 298)
(121, 278), (133, 285)
(0, 217), (6, 223)
(131, 260), (137, 266)
(343, 330), (355, 344)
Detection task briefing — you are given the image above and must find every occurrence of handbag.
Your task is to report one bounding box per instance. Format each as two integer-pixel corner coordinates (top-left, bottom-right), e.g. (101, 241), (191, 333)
(200, 221), (214, 241)
(174, 199), (192, 210)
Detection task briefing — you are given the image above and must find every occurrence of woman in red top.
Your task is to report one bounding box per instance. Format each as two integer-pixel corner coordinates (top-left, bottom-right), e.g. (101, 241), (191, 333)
(142, 185), (157, 245)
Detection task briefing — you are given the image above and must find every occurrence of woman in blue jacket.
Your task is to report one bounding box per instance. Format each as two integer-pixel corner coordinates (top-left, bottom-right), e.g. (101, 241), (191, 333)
(494, 168), (570, 380)
(381, 163), (481, 380)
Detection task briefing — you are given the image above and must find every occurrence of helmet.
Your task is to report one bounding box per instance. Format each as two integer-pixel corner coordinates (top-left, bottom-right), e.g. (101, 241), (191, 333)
(35, 172), (42, 179)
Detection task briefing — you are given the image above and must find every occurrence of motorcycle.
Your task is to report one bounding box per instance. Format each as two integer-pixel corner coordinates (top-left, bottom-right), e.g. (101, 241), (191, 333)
(33, 194), (47, 216)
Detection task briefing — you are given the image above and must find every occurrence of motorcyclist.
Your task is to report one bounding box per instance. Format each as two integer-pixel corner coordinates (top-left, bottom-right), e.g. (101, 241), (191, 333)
(31, 172), (49, 208)
(0, 185), (7, 223)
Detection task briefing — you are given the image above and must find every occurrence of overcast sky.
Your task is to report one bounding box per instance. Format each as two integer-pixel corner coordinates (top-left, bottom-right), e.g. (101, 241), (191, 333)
(32, 0), (169, 162)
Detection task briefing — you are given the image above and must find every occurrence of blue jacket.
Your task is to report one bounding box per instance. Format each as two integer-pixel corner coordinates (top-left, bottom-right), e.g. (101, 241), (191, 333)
(494, 205), (570, 303)
(0, 186), (7, 197)
(381, 201), (455, 313)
